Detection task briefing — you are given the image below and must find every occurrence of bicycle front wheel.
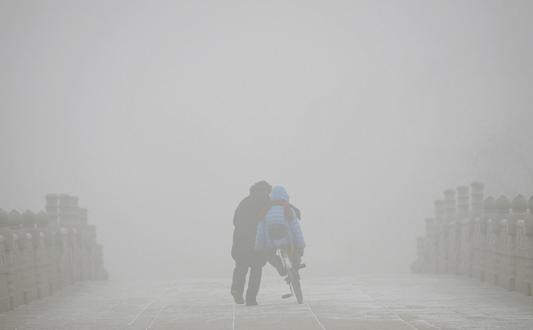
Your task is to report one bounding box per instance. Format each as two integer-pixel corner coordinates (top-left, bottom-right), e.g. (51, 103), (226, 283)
(288, 268), (303, 304)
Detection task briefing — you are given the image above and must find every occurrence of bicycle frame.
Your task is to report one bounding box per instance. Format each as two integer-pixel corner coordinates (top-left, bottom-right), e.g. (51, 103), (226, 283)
(276, 240), (303, 303)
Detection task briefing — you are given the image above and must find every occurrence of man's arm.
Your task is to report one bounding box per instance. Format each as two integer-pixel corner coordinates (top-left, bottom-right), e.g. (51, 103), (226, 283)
(290, 204), (301, 220)
(233, 201), (243, 226)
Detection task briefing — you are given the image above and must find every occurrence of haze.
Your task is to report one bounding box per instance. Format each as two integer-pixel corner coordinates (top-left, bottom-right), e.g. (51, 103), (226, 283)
(1, 0), (533, 280)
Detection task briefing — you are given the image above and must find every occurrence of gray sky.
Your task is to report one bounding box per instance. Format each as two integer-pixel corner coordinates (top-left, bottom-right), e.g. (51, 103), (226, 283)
(1, 0), (533, 279)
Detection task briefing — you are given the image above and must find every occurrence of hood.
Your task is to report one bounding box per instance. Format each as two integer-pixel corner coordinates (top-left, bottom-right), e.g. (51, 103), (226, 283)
(271, 186), (289, 201)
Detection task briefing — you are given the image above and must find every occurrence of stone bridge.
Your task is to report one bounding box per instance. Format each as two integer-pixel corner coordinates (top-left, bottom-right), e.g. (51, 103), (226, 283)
(2, 275), (533, 329)
(3, 192), (533, 329)
(413, 182), (533, 295)
(0, 194), (107, 314)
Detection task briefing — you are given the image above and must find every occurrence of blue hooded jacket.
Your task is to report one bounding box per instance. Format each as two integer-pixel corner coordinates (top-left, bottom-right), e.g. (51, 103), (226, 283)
(255, 186), (306, 251)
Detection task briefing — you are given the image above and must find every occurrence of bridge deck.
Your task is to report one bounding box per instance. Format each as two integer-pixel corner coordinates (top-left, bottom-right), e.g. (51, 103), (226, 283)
(1, 275), (533, 329)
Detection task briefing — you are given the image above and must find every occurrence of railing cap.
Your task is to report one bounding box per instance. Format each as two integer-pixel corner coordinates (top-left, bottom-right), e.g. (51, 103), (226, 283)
(496, 195), (511, 211)
(0, 209), (8, 226)
(457, 186), (469, 194)
(484, 196), (495, 210)
(512, 194), (528, 213)
(444, 189), (456, 198)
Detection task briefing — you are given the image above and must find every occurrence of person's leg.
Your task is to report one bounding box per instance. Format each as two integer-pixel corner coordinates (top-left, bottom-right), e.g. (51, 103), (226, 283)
(267, 250), (287, 276)
(291, 248), (303, 269)
(231, 262), (248, 304)
(245, 264), (262, 305)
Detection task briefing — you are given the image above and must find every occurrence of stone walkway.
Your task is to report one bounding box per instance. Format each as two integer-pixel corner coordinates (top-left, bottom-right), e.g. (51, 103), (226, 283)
(2, 274), (533, 329)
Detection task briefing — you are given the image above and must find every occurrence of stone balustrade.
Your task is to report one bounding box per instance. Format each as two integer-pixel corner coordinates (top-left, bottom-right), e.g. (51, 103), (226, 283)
(0, 194), (107, 313)
(412, 182), (533, 296)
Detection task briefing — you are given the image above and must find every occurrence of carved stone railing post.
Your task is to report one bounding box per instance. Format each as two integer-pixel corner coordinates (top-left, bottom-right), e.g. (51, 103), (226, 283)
(59, 226), (73, 286)
(516, 196), (533, 295)
(1, 193), (105, 311)
(457, 186), (470, 275)
(434, 200), (447, 273)
(414, 184), (533, 297)
(79, 208), (92, 280)
(496, 196), (511, 287)
(485, 197), (497, 283)
(411, 237), (426, 273)
(503, 195), (527, 291)
(58, 194), (77, 286)
(5, 210), (25, 309)
(94, 243), (107, 280)
(444, 189), (458, 274)
(469, 182), (484, 278)
(424, 217), (437, 272)
(485, 195), (509, 286)
(20, 211), (38, 303)
(477, 196), (494, 281)
(0, 209), (10, 312)
(45, 194), (59, 225)
(48, 223), (62, 293)
(30, 211), (51, 299)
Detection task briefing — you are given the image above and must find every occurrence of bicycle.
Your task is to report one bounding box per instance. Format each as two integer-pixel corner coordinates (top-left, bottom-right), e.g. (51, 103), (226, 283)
(264, 217), (305, 304)
(278, 244), (304, 304)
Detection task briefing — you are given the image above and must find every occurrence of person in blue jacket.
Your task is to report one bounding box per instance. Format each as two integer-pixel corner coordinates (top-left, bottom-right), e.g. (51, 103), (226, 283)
(255, 186), (305, 275)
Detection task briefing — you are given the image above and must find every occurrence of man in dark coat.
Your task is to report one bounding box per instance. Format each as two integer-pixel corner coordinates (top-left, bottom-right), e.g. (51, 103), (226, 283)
(231, 181), (272, 306)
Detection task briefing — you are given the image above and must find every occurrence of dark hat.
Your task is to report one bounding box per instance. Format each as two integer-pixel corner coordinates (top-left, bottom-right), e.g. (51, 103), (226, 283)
(250, 181), (272, 194)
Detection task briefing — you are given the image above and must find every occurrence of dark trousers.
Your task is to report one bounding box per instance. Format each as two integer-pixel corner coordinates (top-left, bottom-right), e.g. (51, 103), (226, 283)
(231, 262), (262, 302)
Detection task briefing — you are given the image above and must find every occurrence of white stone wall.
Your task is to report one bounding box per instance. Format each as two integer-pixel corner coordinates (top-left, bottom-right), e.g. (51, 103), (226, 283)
(0, 194), (107, 313)
(413, 183), (533, 296)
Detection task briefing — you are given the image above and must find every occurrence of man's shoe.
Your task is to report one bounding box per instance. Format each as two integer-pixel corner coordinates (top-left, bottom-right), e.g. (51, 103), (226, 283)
(232, 292), (244, 304)
(245, 300), (258, 306)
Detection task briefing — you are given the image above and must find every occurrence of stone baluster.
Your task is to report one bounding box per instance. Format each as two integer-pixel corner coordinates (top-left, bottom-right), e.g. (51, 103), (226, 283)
(47, 223), (62, 293)
(57, 195), (74, 286)
(7, 210), (24, 309)
(478, 196), (495, 281)
(518, 196), (533, 295)
(444, 189), (458, 274)
(0, 209), (9, 312)
(29, 211), (50, 299)
(411, 237), (426, 273)
(434, 200), (447, 273)
(506, 195), (527, 292)
(45, 195), (62, 292)
(59, 227), (73, 286)
(71, 227), (82, 282)
(79, 208), (92, 280)
(45, 194), (59, 226)
(456, 186), (471, 275)
(424, 217), (437, 272)
(20, 211), (38, 303)
(94, 243), (107, 280)
(470, 182), (484, 215)
(470, 182), (484, 278)
(58, 194), (72, 226)
(489, 196), (510, 286)
(36, 211), (53, 297)
(87, 225), (96, 279)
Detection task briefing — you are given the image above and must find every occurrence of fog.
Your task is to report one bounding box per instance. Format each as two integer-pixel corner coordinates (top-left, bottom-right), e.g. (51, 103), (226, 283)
(1, 0), (533, 281)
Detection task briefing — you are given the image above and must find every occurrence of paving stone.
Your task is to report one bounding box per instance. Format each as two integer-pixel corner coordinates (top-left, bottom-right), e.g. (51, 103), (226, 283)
(1, 274), (533, 329)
